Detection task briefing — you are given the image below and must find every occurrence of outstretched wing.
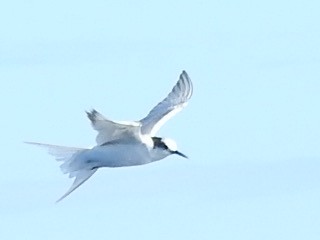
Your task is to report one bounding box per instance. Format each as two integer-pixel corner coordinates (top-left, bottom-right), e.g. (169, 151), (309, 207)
(86, 109), (141, 145)
(140, 70), (193, 136)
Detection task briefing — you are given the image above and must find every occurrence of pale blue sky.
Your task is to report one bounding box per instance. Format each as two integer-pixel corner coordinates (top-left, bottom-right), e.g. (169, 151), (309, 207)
(1, 0), (320, 239)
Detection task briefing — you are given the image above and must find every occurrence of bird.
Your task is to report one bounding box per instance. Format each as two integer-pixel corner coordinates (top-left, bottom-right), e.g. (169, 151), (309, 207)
(26, 70), (193, 202)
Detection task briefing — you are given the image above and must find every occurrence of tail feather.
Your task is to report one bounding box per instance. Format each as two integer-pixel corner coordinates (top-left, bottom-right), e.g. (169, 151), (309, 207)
(56, 169), (97, 202)
(25, 142), (84, 161)
(25, 141), (97, 202)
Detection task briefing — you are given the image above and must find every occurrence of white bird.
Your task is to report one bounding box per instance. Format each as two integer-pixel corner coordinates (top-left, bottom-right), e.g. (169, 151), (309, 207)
(26, 70), (193, 202)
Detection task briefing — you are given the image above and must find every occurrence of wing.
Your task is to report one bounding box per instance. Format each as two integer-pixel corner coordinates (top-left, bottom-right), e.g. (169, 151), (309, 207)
(140, 70), (193, 136)
(86, 109), (141, 145)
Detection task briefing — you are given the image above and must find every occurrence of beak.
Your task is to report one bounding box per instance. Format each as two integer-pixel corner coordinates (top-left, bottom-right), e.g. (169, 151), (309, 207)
(173, 150), (188, 159)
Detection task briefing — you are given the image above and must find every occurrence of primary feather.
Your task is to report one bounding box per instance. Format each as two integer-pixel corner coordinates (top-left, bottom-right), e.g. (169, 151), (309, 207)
(140, 71), (193, 136)
(86, 109), (141, 145)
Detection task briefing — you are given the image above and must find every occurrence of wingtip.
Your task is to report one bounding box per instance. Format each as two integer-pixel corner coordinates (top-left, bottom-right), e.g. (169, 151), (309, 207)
(86, 109), (98, 123)
(181, 70), (189, 77)
(181, 70), (190, 78)
(179, 70), (193, 99)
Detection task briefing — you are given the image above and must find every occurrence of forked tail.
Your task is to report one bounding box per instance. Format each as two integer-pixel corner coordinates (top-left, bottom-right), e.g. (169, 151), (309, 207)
(25, 142), (97, 202)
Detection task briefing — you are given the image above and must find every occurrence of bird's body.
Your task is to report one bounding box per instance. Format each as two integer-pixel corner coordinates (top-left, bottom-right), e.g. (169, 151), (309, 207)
(27, 70), (193, 201)
(92, 142), (152, 167)
(69, 140), (154, 169)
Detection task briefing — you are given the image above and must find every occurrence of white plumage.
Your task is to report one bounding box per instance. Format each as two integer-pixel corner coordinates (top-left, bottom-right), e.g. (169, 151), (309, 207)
(26, 70), (193, 202)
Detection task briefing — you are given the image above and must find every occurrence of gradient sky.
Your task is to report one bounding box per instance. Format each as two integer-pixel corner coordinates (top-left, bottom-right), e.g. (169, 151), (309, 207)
(1, 0), (320, 239)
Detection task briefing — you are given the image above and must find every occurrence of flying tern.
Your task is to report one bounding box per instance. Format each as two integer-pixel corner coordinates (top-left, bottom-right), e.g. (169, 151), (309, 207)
(26, 70), (193, 202)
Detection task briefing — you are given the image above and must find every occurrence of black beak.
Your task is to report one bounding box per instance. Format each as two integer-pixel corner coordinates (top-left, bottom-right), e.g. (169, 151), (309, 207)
(173, 150), (188, 159)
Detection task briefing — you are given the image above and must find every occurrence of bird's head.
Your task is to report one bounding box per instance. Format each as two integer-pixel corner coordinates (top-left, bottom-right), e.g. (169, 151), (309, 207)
(151, 137), (188, 160)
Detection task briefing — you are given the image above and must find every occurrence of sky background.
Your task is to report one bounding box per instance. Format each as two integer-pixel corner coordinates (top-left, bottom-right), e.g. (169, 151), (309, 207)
(1, 0), (320, 239)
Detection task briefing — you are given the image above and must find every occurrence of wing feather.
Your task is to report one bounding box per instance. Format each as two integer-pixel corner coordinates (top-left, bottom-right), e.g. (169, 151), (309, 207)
(86, 109), (141, 145)
(140, 70), (193, 136)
